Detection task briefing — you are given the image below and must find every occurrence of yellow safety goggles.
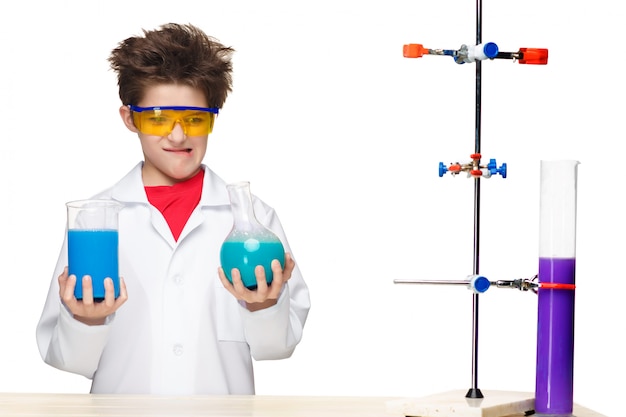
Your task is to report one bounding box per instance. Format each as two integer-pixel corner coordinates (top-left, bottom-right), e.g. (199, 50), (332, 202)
(130, 105), (219, 136)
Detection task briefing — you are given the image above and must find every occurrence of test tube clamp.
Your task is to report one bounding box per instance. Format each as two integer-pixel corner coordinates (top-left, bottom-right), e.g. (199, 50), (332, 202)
(394, 274), (577, 295)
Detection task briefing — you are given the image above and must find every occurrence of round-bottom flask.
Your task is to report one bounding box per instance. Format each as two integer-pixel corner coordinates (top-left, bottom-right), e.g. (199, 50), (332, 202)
(220, 181), (285, 289)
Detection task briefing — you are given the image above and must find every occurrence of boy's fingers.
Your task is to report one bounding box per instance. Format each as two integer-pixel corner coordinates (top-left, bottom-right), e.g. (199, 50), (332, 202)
(103, 278), (116, 306)
(81, 276), (94, 307)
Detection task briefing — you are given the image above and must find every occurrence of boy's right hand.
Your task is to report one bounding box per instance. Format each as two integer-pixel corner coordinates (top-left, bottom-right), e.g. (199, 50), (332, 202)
(58, 266), (128, 326)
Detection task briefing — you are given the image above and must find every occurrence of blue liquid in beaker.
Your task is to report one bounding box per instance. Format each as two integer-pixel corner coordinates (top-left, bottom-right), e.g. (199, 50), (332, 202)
(220, 238), (285, 289)
(68, 229), (119, 300)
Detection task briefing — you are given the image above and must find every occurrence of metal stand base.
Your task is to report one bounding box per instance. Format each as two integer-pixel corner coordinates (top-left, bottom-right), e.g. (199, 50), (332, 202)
(386, 390), (535, 417)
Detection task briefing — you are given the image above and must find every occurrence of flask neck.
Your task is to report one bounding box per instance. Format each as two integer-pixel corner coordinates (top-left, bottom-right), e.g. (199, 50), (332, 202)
(226, 182), (260, 230)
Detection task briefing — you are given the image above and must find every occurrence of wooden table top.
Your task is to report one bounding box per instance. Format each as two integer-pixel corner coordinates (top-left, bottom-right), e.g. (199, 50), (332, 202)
(0, 392), (608, 417)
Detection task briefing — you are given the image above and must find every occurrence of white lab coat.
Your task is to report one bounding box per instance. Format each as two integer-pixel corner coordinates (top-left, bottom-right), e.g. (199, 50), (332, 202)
(36, 163), (310, 395)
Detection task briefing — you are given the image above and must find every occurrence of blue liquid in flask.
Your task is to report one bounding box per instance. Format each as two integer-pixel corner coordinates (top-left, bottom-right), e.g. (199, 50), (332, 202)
(220, 236), (285, 289)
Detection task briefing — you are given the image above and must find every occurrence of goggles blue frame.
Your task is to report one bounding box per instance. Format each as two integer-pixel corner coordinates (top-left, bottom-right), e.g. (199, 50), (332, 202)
(129, 105), (220, 114)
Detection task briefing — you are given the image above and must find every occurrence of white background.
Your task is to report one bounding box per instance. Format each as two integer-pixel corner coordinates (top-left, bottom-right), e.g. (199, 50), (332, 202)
(0, 1), (623, 416)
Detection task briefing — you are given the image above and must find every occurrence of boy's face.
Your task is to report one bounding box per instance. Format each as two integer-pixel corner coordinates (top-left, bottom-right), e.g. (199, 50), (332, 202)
(120, 84), (211, 186)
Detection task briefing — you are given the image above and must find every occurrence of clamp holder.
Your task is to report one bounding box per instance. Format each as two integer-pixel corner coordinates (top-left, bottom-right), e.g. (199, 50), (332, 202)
(439, 154), (507, 178)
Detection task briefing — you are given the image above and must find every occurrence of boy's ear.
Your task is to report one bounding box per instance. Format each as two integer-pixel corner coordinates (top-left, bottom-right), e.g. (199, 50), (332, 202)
(119, 105), (139, 132)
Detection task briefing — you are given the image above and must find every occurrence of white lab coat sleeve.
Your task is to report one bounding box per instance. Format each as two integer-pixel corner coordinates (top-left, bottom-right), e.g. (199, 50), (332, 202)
(42, 304), (113, 379)
(36, 236), (113, 380)
(239, 200), (310, 361)
(239, 284), (306, 360)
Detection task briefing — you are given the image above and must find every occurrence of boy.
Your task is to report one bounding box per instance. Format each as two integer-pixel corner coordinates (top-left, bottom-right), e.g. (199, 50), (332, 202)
(36, 23), (310, 395)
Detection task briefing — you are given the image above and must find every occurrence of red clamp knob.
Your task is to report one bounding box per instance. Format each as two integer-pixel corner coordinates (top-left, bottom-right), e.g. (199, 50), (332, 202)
(518, 48), (548, 65)
(403, 44), (429, 58)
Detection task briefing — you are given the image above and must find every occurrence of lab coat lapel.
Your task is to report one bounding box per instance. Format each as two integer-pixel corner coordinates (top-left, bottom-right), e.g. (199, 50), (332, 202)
(177, 166), (230, 242)
(111, 163), (176, 247)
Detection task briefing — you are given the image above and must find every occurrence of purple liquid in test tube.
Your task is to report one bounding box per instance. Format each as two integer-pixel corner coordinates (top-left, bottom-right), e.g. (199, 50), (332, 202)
(535, 160), (579, 417)
(536, 257), (575, 415)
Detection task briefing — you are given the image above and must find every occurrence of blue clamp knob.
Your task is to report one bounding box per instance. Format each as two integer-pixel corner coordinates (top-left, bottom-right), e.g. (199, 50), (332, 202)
(439, 162), (448, 177)
(487, 159), (507, 178)
(469, 275), (491, 294)
(483, 42), (499, 59)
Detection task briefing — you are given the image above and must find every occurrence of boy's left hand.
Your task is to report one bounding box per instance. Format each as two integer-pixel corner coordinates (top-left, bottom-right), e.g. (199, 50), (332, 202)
(218, 252), (295, 312)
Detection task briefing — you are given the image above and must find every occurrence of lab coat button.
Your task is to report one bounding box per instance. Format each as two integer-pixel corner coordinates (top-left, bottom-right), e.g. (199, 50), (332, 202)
(173, 344), (184, 356)
(173, 275), (184, 285)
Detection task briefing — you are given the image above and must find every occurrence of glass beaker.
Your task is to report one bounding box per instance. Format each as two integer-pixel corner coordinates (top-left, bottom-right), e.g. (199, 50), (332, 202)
(220, 182), (285, 290)
(66, 199), (124, 301)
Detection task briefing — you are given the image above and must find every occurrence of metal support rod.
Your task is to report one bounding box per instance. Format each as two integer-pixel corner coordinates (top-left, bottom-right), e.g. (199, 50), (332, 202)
(393, 279), (471, 286)
(466, 0), (484, 400)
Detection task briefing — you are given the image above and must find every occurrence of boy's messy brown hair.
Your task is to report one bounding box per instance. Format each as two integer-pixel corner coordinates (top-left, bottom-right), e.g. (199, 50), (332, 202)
(108, 23), (234, 108)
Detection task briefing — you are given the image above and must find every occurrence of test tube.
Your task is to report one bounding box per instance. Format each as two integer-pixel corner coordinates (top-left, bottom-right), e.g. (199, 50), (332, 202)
(535, 160), (579, 417)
